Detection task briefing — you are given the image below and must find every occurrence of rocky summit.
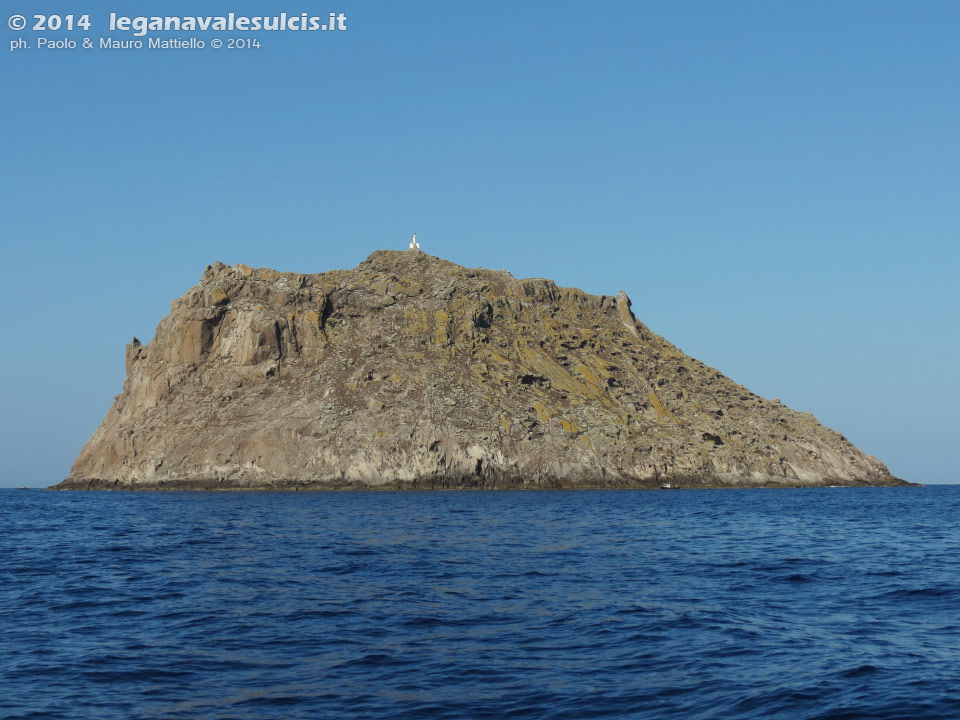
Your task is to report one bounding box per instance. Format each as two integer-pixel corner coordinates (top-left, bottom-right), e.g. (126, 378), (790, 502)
(54, 250), (906, 490)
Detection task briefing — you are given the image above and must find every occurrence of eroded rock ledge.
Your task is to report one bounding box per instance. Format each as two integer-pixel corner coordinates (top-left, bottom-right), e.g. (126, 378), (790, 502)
(53, 250), (908, 490)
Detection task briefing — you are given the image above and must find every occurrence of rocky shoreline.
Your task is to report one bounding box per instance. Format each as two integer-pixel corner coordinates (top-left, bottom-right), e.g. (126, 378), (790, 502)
(52, 475), (912, 491)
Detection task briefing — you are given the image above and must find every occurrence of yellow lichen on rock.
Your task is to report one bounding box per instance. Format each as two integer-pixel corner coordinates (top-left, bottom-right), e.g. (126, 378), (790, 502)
(648, 390), (671, 421)
(519, 346), (583, 397)
(433, 309), (451, 347)
(575, 364), (613, 408)
(533, 402), (553, 423)
(559, 418), (581, 435)
(405, 307), (428, 334)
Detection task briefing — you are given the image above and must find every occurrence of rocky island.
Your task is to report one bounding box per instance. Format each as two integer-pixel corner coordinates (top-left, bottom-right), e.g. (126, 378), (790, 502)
(53, 250), (906, 490)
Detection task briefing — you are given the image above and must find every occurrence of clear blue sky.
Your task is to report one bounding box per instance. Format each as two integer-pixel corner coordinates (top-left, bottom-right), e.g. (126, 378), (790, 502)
(1, 1), (957, 486)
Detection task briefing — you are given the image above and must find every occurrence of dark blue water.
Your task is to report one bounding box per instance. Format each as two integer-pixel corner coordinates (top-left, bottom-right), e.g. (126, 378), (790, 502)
(2, 486), (959, 719)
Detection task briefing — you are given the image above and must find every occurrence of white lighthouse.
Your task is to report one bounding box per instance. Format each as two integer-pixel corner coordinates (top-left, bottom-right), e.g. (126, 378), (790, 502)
(409, 232), (420, 250)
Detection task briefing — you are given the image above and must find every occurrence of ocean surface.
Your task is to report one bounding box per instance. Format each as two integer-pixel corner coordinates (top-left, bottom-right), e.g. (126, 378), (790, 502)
(2, 485), (959, 719)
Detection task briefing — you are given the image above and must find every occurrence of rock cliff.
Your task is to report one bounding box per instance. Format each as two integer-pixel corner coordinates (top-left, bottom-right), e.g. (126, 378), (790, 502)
(54, 250), (906, 490)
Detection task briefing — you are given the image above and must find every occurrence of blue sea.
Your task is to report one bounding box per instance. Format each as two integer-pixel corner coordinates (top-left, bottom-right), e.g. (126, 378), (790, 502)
(2, 486), (959, 719)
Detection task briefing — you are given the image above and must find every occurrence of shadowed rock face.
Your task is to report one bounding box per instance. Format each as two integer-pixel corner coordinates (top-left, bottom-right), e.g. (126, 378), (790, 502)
(54, 250), (906, 490)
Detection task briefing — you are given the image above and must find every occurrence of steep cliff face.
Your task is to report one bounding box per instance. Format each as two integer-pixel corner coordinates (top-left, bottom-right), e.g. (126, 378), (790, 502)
(55, 250), (904, 490)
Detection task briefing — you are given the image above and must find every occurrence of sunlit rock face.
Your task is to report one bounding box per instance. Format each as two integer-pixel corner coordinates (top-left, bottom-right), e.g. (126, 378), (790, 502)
(55, 250), (905, 490)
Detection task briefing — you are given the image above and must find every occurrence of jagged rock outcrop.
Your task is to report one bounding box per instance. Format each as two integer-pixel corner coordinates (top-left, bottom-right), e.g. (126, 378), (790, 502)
(54, 251), (906, 490)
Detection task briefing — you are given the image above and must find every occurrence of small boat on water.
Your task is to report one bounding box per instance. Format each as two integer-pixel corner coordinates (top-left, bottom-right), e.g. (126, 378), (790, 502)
(660, 482), (673, 489)
(15, 486), (29, 490)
